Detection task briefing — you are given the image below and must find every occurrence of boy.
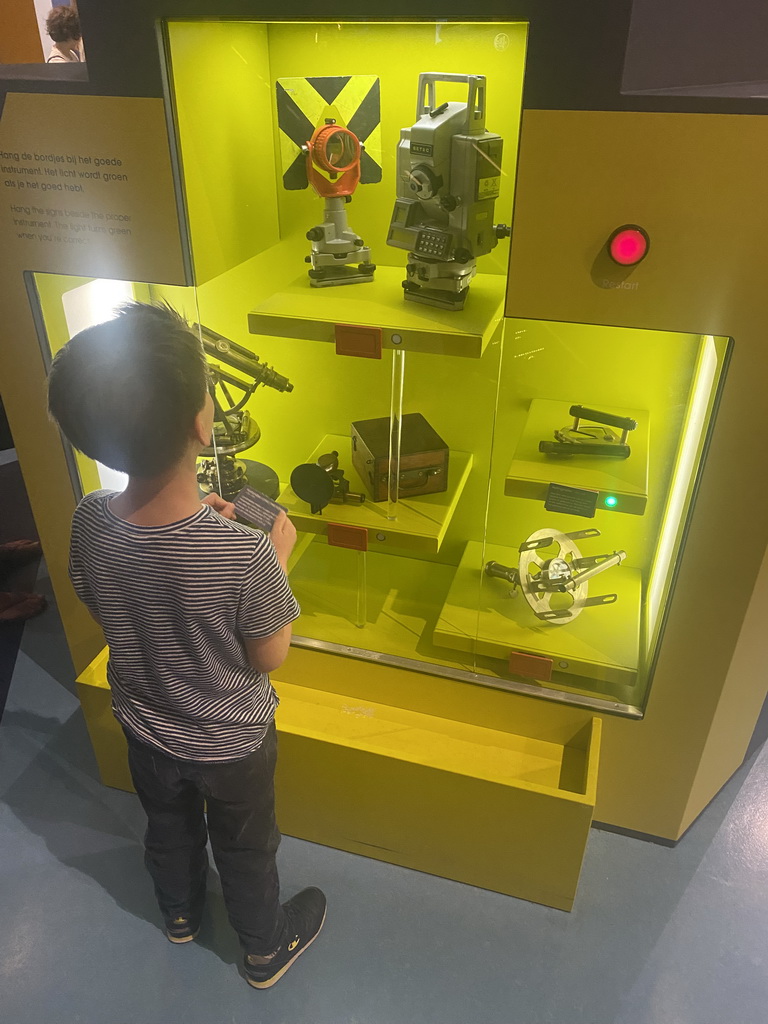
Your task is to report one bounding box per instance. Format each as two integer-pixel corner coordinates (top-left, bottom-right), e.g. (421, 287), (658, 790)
(47, 302), (325, 989)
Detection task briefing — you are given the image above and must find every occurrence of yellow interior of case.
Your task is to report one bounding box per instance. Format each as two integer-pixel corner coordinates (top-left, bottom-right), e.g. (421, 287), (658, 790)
(31, 18), (730, 713)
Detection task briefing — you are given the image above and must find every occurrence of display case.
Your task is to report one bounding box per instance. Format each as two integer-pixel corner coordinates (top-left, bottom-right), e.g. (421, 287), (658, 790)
(29, 18), (729, 720)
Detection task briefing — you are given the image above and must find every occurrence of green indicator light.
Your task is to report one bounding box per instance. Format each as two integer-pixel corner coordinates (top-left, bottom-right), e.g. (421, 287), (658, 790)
(604, 495), (618, 508)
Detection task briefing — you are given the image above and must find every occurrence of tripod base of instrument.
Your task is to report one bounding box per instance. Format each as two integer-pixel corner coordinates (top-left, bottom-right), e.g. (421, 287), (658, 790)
(307, 196), (376, 288)
(402, 253), (476, 310)
(308, 263), (376, 287)
(198, 457), (280, 503)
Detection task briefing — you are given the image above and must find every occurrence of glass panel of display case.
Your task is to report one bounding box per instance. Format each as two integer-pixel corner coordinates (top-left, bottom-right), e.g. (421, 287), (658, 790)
(28, 292), (730, 714)
(164, 18), (527, 681)
(27, 20), (731, 718)
(431, 321), (730, 712)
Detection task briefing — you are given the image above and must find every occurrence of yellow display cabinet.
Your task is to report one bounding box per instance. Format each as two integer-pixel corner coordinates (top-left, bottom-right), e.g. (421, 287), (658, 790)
(150, 18), (727, 719)
(28, 18), (728, 722)
(7, 8), (760, 909)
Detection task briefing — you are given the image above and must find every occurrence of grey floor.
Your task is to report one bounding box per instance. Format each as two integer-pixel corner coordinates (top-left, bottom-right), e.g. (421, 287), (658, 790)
(2, 566), (768, 1024)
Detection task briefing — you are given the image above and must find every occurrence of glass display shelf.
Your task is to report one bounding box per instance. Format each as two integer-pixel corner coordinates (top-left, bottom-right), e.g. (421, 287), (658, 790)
(248, 258), (506, 359)
(504, 399), (649, 515)
(278, 433), (473, 554)
(285, 537), (644, 713)
(287, 538), (474, 669)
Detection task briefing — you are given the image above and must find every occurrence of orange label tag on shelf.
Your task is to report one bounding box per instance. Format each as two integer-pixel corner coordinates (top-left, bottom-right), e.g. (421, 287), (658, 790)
(335, 323), (382, 359)
(509, 651), (553, 682)
(327, 523), (369, 552)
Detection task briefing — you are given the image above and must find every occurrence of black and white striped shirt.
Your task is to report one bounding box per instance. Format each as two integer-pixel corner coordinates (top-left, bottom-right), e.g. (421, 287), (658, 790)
(69, 490), (299, 762)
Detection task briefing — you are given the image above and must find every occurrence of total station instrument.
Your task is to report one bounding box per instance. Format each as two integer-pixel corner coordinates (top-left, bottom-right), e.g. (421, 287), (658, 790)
(387, 72), (510, 310)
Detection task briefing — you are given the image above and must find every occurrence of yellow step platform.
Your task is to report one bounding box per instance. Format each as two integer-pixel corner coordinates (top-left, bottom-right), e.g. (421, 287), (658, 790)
(77, 648), (600, 910)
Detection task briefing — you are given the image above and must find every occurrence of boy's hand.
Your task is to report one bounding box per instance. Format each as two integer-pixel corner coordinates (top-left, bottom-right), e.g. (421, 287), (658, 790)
(270, 511), (297, 570)
(201, 493), (236, 520)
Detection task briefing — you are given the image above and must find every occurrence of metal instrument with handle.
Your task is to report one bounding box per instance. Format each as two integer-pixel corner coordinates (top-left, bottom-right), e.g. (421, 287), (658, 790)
(387, 71), (509, 310)
(539, 405), (638, 459)
(416, 72), (487, 131)
(485, 527), (627, 623)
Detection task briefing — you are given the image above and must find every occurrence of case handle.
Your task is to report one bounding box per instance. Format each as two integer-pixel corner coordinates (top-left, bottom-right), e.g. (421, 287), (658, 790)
(417, 73), (486, 132)
(379, 466), (441, 489)
(398, 467), (440, 489)
(569, 406), (638, 433)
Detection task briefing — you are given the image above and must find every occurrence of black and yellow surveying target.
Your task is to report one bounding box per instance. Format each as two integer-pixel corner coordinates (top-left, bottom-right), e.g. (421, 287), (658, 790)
(276, 75), (382, 190)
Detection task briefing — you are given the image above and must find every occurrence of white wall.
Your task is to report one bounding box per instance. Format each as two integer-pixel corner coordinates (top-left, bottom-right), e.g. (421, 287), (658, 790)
(33, 0), (54, 58)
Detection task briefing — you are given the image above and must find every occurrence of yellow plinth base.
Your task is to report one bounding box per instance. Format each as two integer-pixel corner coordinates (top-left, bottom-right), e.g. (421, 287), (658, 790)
(274, 680), (600, 910)
(76, 647), (600, 910)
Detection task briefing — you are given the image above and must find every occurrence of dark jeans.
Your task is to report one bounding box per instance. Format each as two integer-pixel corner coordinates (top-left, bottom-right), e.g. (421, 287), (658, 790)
(123, 721), (286, 956)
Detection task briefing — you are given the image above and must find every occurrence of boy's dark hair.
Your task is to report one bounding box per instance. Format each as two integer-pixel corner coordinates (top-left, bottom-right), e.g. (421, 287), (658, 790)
(46, 6), (81, 43)
(47, 302), (208, 478)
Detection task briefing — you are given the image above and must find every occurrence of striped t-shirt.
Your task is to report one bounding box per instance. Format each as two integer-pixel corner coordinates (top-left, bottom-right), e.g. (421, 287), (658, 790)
(69, 490), (300, 762)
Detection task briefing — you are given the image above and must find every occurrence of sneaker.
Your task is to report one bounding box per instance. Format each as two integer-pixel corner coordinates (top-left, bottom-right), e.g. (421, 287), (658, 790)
(245, 887), (326, 989)
(165, 916), (200, 944)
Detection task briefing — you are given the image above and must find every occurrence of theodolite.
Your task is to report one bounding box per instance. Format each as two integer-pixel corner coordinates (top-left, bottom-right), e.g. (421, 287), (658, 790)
(387, 72), (511, 310)
(194, 324), (293, 501)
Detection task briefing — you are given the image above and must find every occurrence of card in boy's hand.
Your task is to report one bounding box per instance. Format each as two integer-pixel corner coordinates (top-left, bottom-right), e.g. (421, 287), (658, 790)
(234, 486), (287, 532)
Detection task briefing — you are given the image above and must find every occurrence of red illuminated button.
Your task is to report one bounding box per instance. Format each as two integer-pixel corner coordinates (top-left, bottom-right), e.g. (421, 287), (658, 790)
(607, 225), (650, 266)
